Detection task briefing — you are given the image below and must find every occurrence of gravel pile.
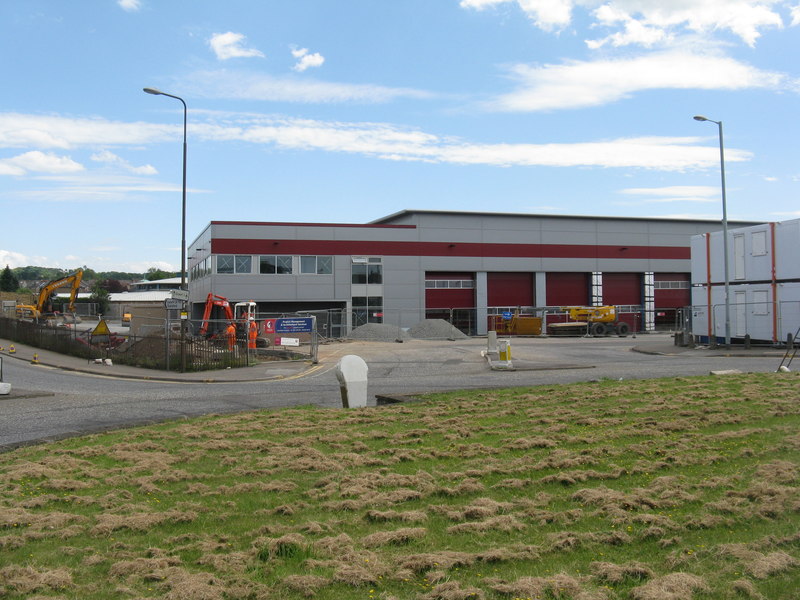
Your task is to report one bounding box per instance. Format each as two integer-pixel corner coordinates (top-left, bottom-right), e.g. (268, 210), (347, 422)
(350, 323), (411, 341)
(409, 319), (469, 340)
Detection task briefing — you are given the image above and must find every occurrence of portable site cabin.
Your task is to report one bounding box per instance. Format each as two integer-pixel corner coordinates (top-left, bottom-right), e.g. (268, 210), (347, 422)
(690, 219), (800, 344)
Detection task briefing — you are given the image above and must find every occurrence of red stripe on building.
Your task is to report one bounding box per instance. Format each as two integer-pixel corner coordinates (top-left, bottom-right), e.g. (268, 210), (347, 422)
(211, 239), (690, 260)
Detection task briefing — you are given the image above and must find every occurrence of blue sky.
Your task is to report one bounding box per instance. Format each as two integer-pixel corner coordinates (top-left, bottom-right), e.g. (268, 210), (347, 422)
(2, 0), (800, 273)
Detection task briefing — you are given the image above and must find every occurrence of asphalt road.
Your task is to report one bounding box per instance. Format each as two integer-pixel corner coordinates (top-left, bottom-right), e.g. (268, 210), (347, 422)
(0, 335), (788, 451)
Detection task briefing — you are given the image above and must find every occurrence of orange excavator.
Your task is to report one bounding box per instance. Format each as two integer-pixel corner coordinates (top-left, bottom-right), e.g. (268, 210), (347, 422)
(198, 293), (235, 338)
(198, 293), (258, 340)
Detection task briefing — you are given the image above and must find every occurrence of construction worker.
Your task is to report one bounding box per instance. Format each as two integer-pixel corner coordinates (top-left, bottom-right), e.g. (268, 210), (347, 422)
(248, 319), (258, 350)
(225, 322), (237, 352)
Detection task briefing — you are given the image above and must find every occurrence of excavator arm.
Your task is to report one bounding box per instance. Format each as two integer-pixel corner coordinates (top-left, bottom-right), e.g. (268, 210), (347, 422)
(36, 270), (84, 313)
(198, 293), (234, 337)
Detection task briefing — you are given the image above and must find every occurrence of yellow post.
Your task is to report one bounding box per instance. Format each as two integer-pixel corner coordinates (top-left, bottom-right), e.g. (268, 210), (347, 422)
(31, 353), (39, 365)
(9, 344), (15, 354)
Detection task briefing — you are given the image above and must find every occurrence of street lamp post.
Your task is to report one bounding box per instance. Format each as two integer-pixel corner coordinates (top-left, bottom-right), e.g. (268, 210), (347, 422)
(144, 87), (188, 371)
(694, 115), (731, 348)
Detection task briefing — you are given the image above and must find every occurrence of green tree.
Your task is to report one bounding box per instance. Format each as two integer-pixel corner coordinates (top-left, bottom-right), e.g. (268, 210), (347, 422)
(89, 281), (111, 314)
(146, 267), (174, 281)
(0, 265), (19, 292)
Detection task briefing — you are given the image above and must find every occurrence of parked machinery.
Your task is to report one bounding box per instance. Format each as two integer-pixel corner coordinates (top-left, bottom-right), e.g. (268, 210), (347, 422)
(547, 305), (630, 337)
(16, 269), (84, 325)
(197, 293), (261, 344)
(491, 310), (542, 335)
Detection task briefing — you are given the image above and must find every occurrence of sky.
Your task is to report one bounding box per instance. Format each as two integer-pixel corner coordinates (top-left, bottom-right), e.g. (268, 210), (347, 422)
(2, 0), (800, 273)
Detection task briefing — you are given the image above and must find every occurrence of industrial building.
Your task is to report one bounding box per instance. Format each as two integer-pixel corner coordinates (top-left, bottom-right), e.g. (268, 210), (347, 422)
(188, 210), (760, 336)
(691, 218), (800, 344)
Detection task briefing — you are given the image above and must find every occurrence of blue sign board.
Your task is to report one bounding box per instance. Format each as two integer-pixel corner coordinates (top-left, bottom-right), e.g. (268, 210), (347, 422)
(502, 311), (513, 321)
(275, 317), (314, 333)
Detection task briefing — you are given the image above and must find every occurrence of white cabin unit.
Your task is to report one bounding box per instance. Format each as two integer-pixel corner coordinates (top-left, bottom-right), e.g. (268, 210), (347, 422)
(691, 219), (800, 343)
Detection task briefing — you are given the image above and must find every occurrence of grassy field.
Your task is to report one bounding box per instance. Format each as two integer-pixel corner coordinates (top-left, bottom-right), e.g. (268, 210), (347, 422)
(0, 373), (799, 599)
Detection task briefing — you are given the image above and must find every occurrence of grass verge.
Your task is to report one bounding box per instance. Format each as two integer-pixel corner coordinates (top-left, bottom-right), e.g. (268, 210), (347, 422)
(0, 373), (799, 599)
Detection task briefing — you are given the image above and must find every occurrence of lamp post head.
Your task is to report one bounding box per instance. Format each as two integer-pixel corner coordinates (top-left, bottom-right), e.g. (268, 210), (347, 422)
(693, 115), (708, 122)
(143, 87), (163, 96)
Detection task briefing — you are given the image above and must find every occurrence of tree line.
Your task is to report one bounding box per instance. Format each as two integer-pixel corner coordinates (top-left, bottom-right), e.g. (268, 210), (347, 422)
(0, 265), (179, 294)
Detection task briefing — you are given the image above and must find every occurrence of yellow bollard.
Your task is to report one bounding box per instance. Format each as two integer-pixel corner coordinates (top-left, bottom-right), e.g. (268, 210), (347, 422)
(8, 344), (15, 354)
(31, 353), (40, 365)
(498, 339), (512, 361)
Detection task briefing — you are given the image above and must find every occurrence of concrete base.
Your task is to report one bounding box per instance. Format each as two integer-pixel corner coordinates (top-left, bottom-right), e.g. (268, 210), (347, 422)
(0, 382), (11, 395)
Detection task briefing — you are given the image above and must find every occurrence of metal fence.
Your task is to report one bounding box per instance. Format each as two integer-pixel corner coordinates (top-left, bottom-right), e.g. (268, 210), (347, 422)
(0, 316), (313, 373)
(680, 300), (800, 347)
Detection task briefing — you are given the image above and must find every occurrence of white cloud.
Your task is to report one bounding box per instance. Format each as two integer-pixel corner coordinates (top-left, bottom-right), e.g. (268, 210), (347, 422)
(0, 113), (178, 149)
(0, 110), (752, 177)
(461, 0), (574, 31)
(291, 47), (325, 72)
(117, 0), (141, 12)
(793, 4), (800, 25)
(192, 113), (751, 170)
(461, 0), (787, 47)
(181, 70), (433, 103)
(0, 249), (35, 269)
(0, 151), (84, 175)
(617, 185), (720, 203)
(487, 50), (789, 111)
(208, 32), (265, 61)
(90, 150), (157, 175)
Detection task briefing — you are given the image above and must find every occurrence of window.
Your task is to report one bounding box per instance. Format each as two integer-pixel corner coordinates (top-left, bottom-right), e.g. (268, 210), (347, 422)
(352, 257), (382, 284)
(352, 296), (383, 326)
(216, 255), (252, 274)
(368, 264), (382, 284)
(752, 231), (767, 256)
(301, 256), (333, 275)
(753, 290), (770, 315)
(425, 278), (475, 289)
(259, 255), (293, 274)
(217, 255), (234, 274)
(235, 255), (252, 274)
(654, 281), (690, 289)
(352, 264), (367, 284)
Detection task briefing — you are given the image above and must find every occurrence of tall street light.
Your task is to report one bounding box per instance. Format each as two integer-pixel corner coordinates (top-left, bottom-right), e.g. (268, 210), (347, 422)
(144, 87), (188, 371)
(694, 115), (731, 348)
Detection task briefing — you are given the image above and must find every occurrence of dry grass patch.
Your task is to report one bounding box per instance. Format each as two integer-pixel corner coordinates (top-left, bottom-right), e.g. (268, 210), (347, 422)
(0, 373), (799, 599)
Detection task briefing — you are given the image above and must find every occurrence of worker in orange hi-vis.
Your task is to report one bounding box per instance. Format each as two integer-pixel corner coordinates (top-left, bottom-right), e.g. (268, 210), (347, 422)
(225, 322), (237, 352)
(248, 319), (257, 350)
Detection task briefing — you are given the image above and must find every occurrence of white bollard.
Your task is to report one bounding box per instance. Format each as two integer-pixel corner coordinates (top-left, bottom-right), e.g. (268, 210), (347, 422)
(487, 330), (498, 354)
(335, 355), (369, 408)
(0, 382), (10, 395)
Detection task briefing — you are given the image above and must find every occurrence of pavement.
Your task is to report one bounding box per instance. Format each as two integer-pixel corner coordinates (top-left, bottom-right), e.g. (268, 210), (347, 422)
(0, 333), (793, 388)
(0, 337), (311, 384)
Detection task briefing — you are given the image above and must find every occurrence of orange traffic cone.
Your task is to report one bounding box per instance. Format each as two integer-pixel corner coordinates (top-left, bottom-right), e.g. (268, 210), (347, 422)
(8, 344), (15, 354)
(31, 353), (40, 365)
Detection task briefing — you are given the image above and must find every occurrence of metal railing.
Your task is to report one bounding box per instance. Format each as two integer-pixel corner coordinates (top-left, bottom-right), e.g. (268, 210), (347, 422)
(683, 300), (800, 347)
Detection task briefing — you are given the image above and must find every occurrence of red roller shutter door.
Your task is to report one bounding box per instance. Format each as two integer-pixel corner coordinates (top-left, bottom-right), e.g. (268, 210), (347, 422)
(602, 273), (642, 305)
(487, 273), (533, 307)
(546, 273), (590, 306)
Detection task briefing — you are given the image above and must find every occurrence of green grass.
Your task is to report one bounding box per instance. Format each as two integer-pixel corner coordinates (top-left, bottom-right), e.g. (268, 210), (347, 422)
(1, 373), (799, 599)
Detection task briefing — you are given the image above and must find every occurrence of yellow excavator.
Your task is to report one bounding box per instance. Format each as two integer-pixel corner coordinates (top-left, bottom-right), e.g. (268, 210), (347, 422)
(16, 269), (84, 325)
